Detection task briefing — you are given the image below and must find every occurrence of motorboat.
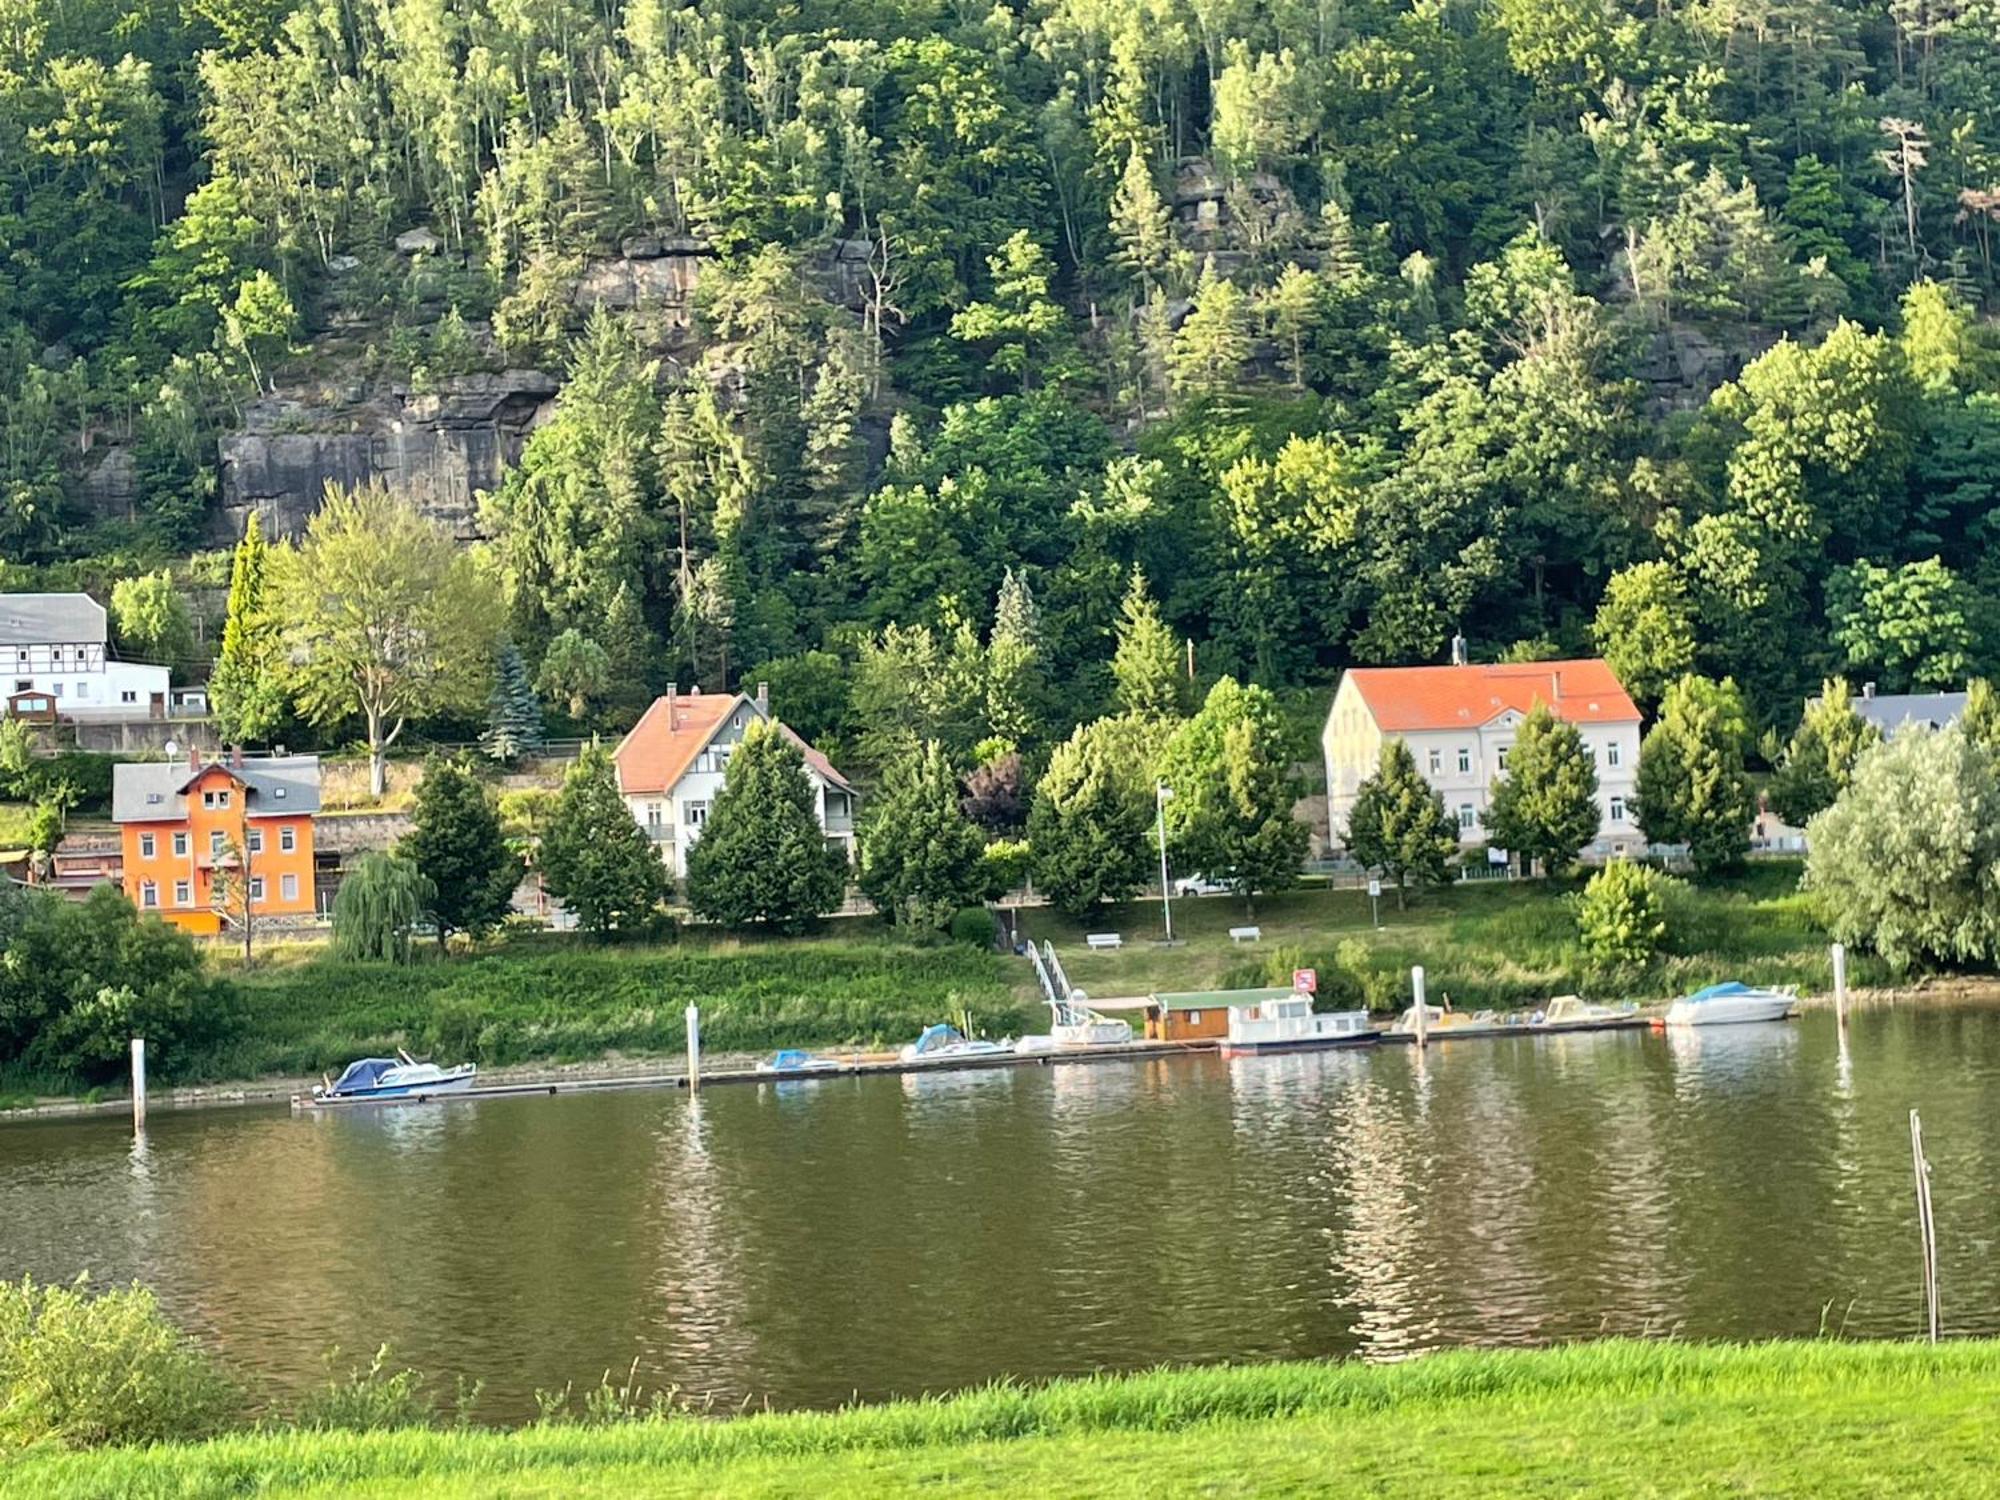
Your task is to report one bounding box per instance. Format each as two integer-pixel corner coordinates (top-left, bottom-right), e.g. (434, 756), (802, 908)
(1045, 992), (1134, 1048)
(1386, 1003), (1501, 1036)
(1533, 995), (1642, 1029)
(1221, 994), (1374, 1057)
(755, 1049), (842, 1075)
(899, 1024), (1016, 1063)
(314, 1053), (476, 1103)
(1661, 981), (1798, 1028)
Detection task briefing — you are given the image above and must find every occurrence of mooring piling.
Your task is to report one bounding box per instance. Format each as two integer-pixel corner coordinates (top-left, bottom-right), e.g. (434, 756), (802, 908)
(130, 1037), (147, 1133)
(1411, 966), (1428, 1049)
(1911, 1107), (1939, 1343)
(685, 1005), (702, 1093)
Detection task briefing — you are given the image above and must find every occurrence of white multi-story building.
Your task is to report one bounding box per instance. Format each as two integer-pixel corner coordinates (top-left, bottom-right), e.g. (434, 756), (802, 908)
(1323, 650), (1644, 859)
(1, 593), (172, 721)
(612, 683), (856, 879)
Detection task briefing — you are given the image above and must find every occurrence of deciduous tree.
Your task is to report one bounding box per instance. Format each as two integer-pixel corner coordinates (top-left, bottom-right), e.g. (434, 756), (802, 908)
(538, 742), (668, 935)
(1634, 675), (1755, 875)
(1483, 703), (1601, 876)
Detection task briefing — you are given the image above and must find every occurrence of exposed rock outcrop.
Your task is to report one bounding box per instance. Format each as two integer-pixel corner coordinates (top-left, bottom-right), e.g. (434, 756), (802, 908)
(214, 368), (559, 543)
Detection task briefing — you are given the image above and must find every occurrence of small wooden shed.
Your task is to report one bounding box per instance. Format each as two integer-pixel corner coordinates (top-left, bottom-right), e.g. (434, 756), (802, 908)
(1148, 987), (1295, 1042)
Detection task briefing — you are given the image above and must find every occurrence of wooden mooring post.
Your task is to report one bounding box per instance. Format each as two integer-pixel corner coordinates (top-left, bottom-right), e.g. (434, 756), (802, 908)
(130, 1037), (147, 1132)
(685, 1004), (701, 1093)
(1832, 942), (1849, 1037)
(1411, 966), (1429, 1049)
(1911, 1108), (1939, 1343)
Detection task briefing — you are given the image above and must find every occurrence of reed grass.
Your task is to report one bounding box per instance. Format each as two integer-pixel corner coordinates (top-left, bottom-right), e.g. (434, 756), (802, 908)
(8, 1339), (1999, 1497)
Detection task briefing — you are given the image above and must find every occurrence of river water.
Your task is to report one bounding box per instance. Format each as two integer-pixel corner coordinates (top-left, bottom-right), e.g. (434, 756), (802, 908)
(5, 1000), (1998, 1418)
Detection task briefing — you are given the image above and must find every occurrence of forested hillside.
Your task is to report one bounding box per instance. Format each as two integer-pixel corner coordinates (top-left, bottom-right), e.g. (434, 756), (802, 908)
(4, 0), (2000, 750)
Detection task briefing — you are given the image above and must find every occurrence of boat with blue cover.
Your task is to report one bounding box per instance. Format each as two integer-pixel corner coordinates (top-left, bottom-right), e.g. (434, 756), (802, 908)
(314, 1052), (477, 1103)
(1661, 981), (1798, 1028)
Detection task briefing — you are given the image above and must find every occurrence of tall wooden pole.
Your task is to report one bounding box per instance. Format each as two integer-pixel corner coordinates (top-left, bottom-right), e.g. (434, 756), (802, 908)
(130, 1037), (147, 1132)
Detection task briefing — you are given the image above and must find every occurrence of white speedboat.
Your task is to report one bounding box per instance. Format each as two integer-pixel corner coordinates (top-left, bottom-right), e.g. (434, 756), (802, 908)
(755, 1049), (842, 1075)
(314, 1053), (477, 1103)
(1661, 981), (1798, 1028)
(899, 1024), (1015, 1063)
(1533, 996), (1641, 1029)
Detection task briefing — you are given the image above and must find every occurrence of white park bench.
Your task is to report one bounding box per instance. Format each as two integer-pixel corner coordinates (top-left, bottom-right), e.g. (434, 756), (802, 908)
(1229, 926), (1263, 944)
(1085, 933), (1124, 951)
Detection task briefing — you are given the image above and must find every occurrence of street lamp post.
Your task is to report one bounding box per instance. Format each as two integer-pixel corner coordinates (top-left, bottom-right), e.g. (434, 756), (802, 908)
(1156, 783), (1174, 943)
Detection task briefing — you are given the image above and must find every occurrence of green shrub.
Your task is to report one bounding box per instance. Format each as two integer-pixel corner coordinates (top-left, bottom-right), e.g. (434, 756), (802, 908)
(948, 906), (996, 947)
(294, 1344), (475, 1433)
(1573, 861), (1681, 968)
(0, 1277), (242, 1450)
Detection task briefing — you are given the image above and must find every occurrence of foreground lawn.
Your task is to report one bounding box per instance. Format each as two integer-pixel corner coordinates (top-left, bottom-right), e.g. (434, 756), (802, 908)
(6, 1340), (1996, 1497)
(1022, 861), (1880, 1009)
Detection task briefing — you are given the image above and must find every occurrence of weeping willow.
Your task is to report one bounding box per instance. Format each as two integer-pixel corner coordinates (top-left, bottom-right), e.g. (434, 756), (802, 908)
(331, 853), (438, 964)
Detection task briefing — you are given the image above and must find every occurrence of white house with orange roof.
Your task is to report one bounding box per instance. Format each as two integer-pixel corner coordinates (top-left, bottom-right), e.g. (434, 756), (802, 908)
(611, 682), (856, 878)
(1323, 642), (1643, 859)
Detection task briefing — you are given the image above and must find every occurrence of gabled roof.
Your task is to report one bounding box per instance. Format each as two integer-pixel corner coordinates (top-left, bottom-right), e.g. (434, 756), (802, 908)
(1339, 659), (1639, 733)
(613, 693), (852, 796)
(1849, 690), (1966, 736)
(112, 755), (323, 822)
(0, 593), (107, 646)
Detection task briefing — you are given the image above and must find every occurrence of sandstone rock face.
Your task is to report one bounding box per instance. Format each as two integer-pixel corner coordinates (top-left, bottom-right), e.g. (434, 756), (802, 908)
(214, 369), (559, 543)
(77, 446), (138, 522)
(571, 252), (706, 314)
(394, 227), (443, 255)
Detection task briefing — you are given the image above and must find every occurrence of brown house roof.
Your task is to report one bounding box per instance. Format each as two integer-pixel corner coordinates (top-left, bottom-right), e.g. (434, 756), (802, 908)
(613, 692), (851, 796)
(1343, 659), (1639, 733)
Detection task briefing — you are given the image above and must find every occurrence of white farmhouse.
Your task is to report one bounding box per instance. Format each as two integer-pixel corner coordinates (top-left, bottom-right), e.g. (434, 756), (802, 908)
(611, 683), (856, 879)
(1, 593), (173, 721)
(1323, 649), (1643, 859)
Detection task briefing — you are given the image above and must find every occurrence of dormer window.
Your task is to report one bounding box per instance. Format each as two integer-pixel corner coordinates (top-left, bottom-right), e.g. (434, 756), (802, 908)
(203, 788), (232, 809)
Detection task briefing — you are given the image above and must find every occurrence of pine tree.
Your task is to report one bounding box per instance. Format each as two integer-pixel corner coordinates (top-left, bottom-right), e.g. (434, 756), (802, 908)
(1112, 568), (1184, 720)
(401, 755), (521, 941)
(480, 643), (546, 762)
(685, 722), (847, 931)
(858, 740), (989, 929)
(1634, 675), (1756, 875)
(539, 742), (669, 935)
(1169, 256), (1249, 399)
(1263, 263), (1324, 388)
(986, 568), (1046, 751)
(210, 511), (285, 744)
(1109, 148), (1174, 295)
(1483, 704), (1602, 876)
(1344, 739), (1459, 908)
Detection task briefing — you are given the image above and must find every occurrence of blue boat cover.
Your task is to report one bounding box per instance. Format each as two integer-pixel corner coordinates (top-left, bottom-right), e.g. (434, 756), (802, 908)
(910, 1024), (963, 1055)
(331, 1058), (398, 1094)
(770, 1050), (812, 1069)
(1685, 982), (1753, 1003)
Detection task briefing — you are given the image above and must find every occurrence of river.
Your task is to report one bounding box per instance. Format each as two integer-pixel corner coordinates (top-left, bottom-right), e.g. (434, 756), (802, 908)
(4, 1000), (1997, 1419)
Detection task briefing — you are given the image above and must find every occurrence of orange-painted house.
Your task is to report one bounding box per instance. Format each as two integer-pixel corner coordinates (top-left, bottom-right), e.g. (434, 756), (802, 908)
(112, 752), (322, 934)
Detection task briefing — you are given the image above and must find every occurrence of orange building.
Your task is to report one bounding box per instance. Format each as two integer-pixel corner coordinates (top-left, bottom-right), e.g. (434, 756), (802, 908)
(112, 752), (322, 934)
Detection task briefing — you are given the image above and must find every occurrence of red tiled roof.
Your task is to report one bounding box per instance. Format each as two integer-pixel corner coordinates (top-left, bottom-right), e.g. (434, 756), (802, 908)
(1344, 659), (1639, 733)
(613, 692), (740, 795)
(613, 693), (852, 794)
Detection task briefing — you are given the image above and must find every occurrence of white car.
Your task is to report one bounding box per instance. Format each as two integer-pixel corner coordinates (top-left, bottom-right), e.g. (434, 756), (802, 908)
(1175, 874), (1233, 898)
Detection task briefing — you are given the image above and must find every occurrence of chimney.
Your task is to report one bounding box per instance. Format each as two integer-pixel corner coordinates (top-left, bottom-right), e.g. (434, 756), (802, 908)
(231, 743), (245, 768)
(666, 681), (678, 728)
(1862, 682), (1876, 700)
(755, 680), (769, 713)
(1449, 634), (1468, 667)
(188, 744), (200, 771)
(1550, 670), (1560, 704)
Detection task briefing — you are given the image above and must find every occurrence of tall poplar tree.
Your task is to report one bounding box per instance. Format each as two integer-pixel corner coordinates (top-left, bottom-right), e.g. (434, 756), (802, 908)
(210, 511), (285, 744)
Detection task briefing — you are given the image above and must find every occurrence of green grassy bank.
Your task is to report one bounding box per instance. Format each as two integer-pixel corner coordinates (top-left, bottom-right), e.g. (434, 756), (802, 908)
(1023, 862), (1880, 1009)
(7, 1339), (1998, 1498)
(191, 939), (1033, 1082)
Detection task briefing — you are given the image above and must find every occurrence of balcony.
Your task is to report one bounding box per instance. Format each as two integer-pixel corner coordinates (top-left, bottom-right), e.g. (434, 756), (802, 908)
(645, 822), (676, 844)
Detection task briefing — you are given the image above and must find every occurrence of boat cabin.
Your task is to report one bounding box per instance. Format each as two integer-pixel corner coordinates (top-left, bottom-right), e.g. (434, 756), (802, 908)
(1147, 987), (1295, 1042)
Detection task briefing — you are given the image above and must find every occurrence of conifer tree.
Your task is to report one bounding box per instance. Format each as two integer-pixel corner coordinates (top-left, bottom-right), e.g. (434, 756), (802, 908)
(210, 510), (285, 743)
(1109, 148), (1174, 295)
(1634, 675), (1755, 875)
(858, 739), (988, 929)
(1344, 739), (1459, 908)
(402, 755), (521, 941)
(1169, 256), (1249, 399)
(986, 568), (1046, 752)
(1112, 568), (1184, 720)
(480, 643), (546, 762)
(686, 722), (847, 931)
(1483, 703), (1601, 877)
(539, 742), (668, 935)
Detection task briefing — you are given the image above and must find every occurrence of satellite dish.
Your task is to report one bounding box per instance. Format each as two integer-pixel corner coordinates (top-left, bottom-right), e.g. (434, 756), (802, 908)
(162, 739), (179, 761)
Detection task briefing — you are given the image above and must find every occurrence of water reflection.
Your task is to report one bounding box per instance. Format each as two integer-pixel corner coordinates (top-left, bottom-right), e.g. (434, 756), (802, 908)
(3, 1005), (1999, 1417)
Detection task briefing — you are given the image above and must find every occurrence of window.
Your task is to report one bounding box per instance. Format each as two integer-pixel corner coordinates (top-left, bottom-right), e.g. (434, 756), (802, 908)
(173, 880), (191, 907)
(50, 683), (60, 699)
(139, 833), (156, 859)
(1497, 746), (1511, 770)
(12, 680), (28, 693)
(1607, 742), (1622, 768)
(1610, 796), (1626, 824)
(281, 873), (298, 902)
(140, 881), (158, 909)
(173, 831), (188, 857)
(120, 689), (136, 703)
(248, 876), (266, 902)
(1457, 748), (1471, 774)
(247, 829), (264, 854)
(202, 788), (232, 809)
(645, 801), (663, 826)
(279, 826), (296, 853)
(74, 682), (89, 700)
(1457, 804), (1475, 831)
(210, 830), (225, 855)
(1427, 748), (1441, 776)
(1583, 742), (1597, 764)
(685, 801), (710, 828)
(1187, 1010), (1202, 1026)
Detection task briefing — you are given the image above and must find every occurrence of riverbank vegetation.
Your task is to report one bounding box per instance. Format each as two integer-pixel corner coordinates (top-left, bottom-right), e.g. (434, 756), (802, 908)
(7, 1289), (1999, 1499)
